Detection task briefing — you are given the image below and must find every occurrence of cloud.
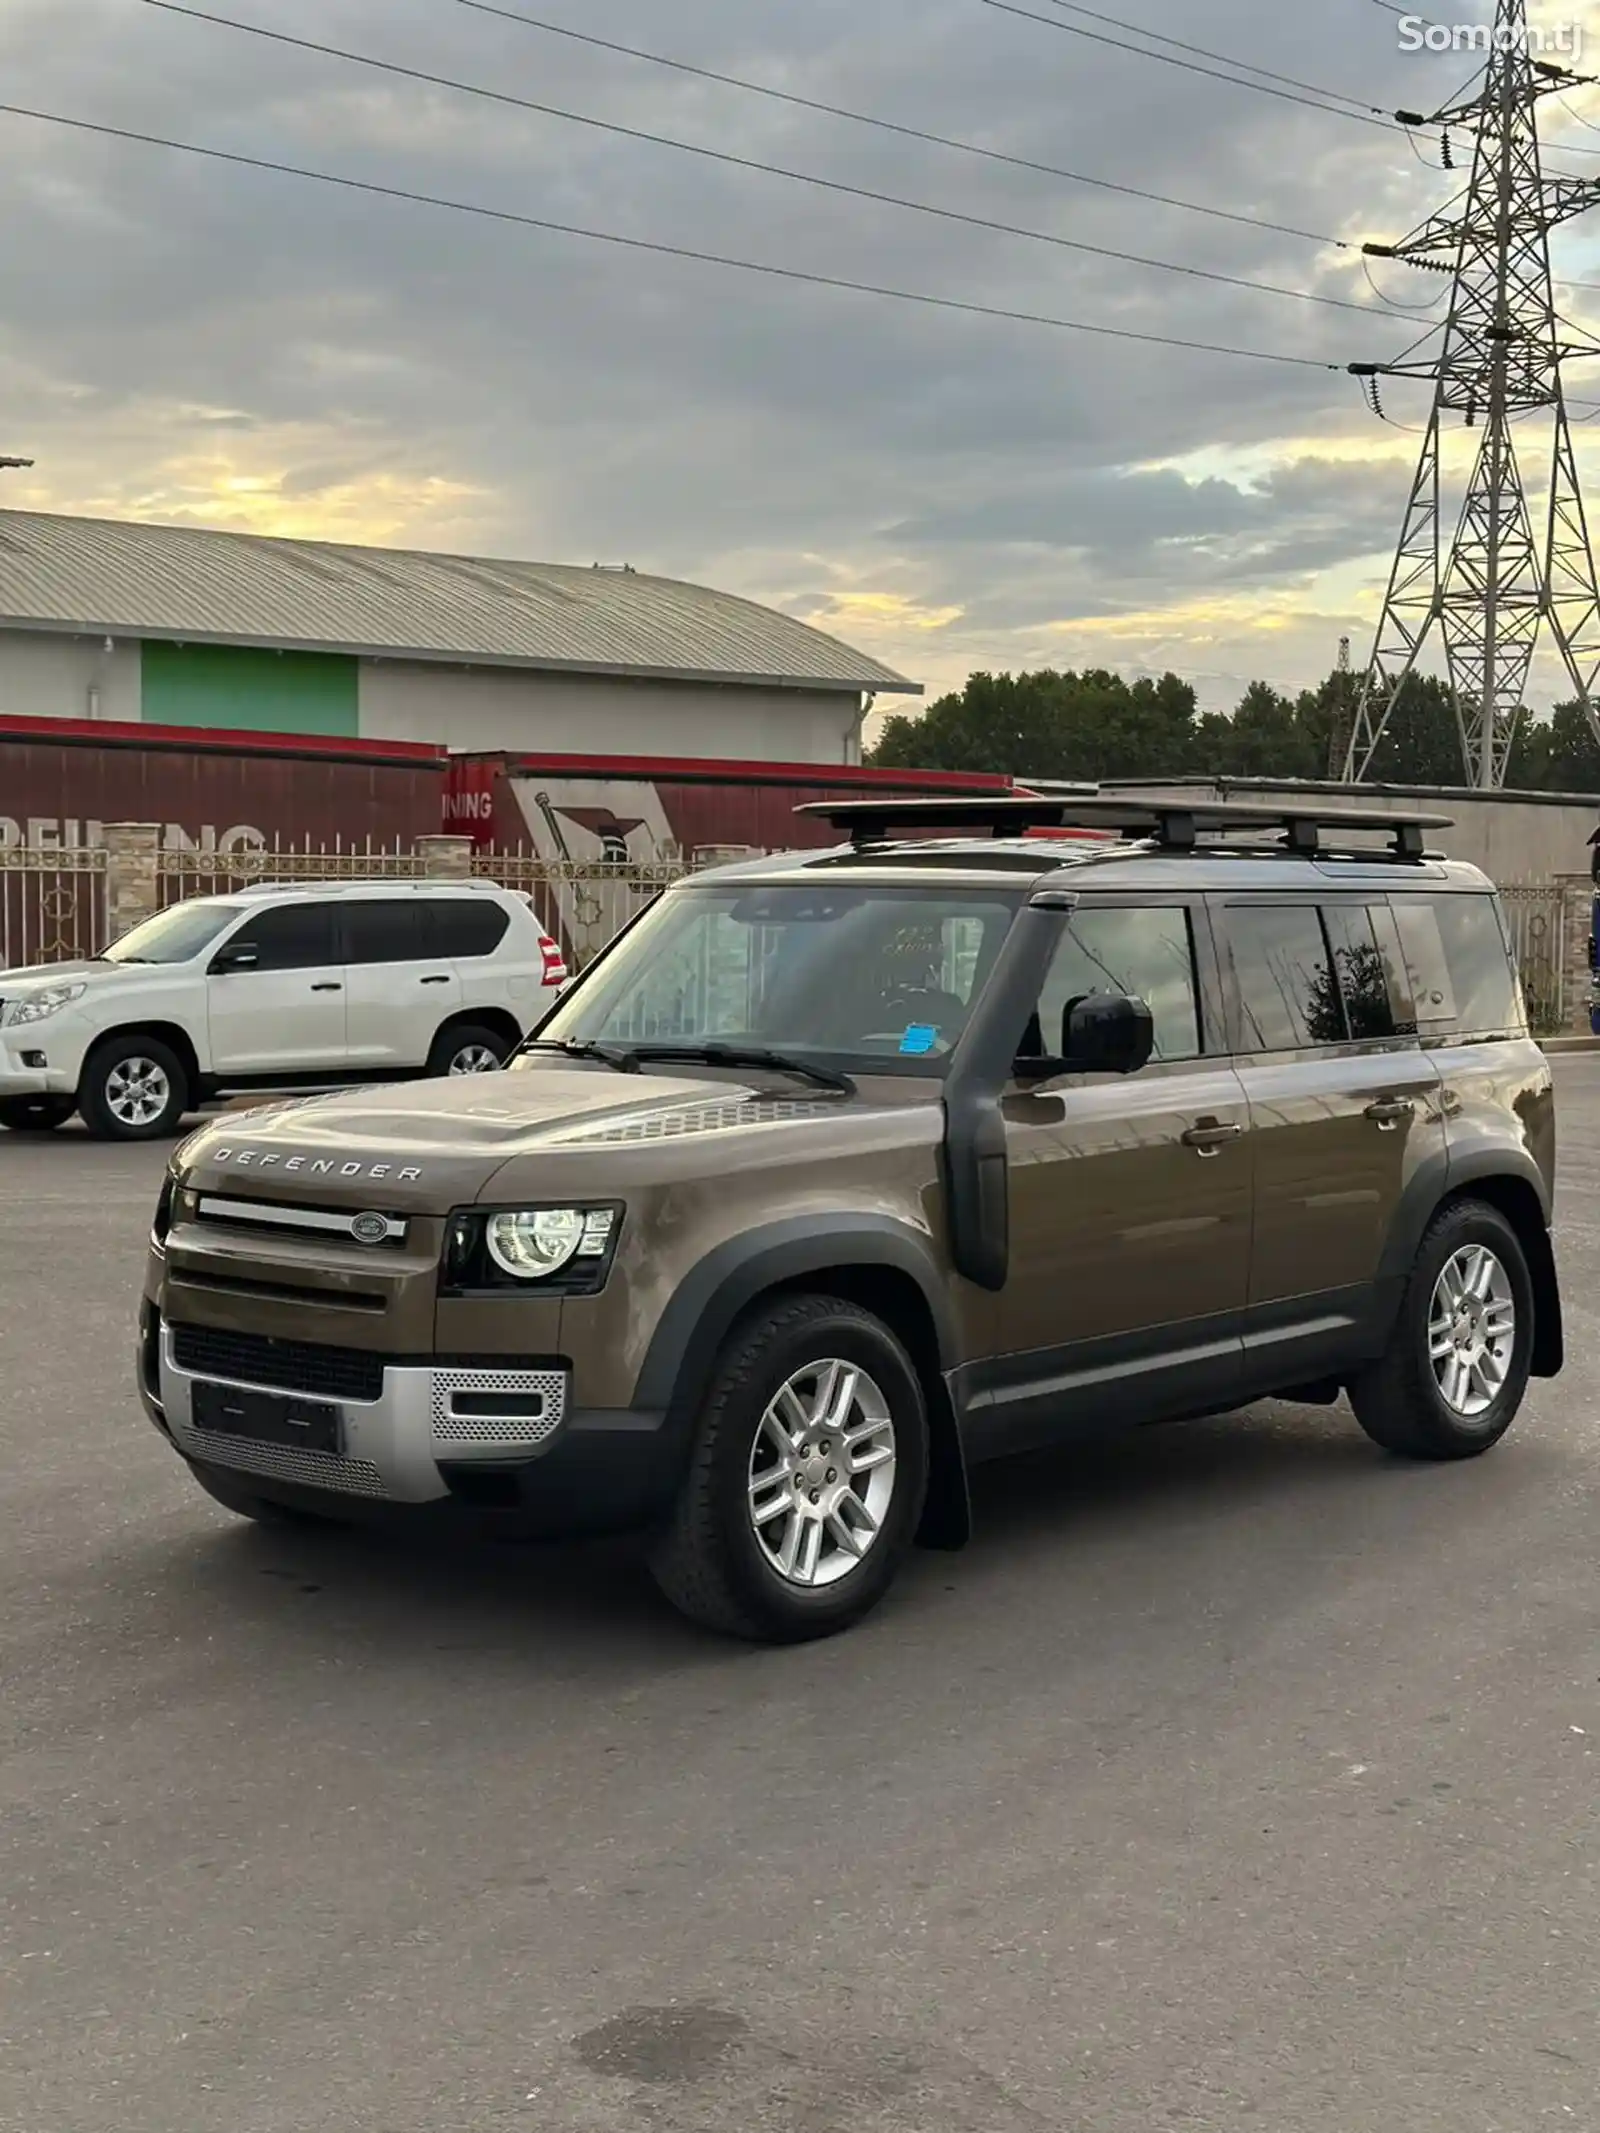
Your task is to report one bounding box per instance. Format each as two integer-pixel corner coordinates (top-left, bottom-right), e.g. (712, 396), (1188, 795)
(2, 0), (1598, 729)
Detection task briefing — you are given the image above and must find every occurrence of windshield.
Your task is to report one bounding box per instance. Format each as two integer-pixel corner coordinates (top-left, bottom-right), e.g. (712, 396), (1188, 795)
(532, 881), (1021, 1072)
(101, 899), (243, 966)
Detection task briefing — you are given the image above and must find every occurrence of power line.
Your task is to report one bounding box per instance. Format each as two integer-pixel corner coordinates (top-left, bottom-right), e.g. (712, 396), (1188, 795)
(0, 101), (1348, 371)
(980, 0), (1403, 129)
(449, 0), (1349, 251)
(134, 2), (1397, 321)
(1040, 0), (1381, 113)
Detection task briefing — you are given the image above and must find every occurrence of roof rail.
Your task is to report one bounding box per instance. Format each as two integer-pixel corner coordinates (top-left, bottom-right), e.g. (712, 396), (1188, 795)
(795, 795), (1455, 861)
(231, 876), (500, 897)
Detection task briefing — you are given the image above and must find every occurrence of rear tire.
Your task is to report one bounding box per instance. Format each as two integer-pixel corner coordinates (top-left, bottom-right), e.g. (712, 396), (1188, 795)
(78, 1036), (189, 1141)
(647, 1294), (929, 1643)
(426, 1022), (514, 1078)
(188, 1462), (347, 1529)
(1349, 1198), (1534, 1460)
(0, 1095), (74, 1133)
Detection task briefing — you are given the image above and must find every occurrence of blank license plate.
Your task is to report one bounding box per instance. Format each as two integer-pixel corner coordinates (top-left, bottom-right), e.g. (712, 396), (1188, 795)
(192, 1379), (341, 1455)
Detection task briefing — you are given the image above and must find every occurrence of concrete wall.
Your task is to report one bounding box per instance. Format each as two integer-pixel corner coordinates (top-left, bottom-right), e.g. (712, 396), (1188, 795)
(358, 661), (864, 764)
(0, 628), (870, 766)
(1101, 777), (1599, 887)
(0, 629), (141, 724)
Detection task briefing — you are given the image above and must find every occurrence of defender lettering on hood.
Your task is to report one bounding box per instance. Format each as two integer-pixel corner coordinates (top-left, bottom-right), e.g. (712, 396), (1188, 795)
(211, 1148), (423, 1182)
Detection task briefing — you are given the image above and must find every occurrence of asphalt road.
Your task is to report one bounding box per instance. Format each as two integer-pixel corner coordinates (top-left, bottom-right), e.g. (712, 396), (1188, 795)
(4, 1066), (1599, 2133)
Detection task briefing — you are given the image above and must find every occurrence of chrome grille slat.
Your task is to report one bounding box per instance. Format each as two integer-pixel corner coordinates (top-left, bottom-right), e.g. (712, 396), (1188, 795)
(194, 1196), (407, 1244)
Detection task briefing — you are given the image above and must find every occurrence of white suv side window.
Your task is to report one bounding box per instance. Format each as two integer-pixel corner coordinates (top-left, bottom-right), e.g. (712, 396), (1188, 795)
(223, 902), (339, 970)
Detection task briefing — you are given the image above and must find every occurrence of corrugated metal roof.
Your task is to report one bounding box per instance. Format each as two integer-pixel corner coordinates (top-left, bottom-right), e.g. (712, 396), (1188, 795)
(0, 510), (919, 697)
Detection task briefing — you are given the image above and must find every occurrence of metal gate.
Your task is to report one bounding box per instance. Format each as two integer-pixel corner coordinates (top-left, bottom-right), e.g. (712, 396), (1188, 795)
(0, 848), (109, 967)
(1499, 886), (1568, 1034)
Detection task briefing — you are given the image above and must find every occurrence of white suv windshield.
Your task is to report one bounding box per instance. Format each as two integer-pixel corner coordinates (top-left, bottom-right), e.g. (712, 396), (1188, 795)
(537, 881), (1021, 1069)
(101, 900), (243, 966)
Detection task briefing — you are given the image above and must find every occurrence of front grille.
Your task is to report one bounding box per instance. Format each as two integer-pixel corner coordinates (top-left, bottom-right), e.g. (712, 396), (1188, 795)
(169, 1412), (389, 1499)
(170, 1323), (387, 1404)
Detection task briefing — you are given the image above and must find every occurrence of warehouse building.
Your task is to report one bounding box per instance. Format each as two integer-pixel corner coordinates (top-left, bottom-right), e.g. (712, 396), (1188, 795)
(0, 509), (917, 761)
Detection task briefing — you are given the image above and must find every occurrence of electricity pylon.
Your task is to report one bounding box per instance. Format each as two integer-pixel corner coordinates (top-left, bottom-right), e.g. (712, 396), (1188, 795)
(1343, 0), (1600, 788)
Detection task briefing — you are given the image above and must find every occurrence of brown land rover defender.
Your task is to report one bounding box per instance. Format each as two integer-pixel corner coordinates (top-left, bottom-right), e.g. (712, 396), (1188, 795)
(137, 798), (1562, 1642)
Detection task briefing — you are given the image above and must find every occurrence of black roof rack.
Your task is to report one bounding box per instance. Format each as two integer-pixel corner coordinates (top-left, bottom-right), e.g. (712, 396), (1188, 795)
(795, 795), (1455, 861)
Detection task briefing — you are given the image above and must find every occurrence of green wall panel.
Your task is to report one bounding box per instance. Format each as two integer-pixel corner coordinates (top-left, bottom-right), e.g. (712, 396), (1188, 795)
(140, 641), (359, 736)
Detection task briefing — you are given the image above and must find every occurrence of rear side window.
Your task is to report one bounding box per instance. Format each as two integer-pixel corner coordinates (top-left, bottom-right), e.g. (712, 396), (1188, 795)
(344, 901), (431, 966)
(430, 900), (510, 958)
(1225, 905), (1342, 1051)
(1393, 894), (1522, 1038)
(1322, 904), (1401, 1041)
(1037, 905), (1201, 1062)
(229, 902), (338, 972)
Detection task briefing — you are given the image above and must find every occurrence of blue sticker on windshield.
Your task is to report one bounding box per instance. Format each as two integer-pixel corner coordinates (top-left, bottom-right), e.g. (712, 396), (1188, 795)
(899, 1023), (939, 1056)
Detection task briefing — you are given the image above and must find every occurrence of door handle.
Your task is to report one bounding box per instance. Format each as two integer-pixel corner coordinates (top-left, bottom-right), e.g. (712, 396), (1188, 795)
(1364, 1097), (1414, 1131)
(310, 982), (343, 993)
(1181, 1118), (1244, 1157)
(420, 974), (450, 985)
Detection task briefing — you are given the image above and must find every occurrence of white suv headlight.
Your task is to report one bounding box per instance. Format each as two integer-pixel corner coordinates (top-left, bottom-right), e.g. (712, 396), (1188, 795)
(6, 983), (88, 1026)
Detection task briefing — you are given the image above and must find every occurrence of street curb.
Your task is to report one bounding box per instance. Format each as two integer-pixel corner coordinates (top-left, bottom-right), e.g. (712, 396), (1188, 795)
(1542, 1036), (1600, 1053)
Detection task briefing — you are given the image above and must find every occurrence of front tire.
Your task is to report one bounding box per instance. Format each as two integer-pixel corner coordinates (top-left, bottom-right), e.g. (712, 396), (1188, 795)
(427, 1022), (514, 1078)
(0, 1095), (74, 1133)
(78, 1036), (189, 1141)
(1350, 1198), (1534, 1460)
(647, 1294), (929, 1643)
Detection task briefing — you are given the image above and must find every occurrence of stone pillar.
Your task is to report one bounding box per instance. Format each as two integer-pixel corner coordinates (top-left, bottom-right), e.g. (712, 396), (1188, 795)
(102, 822), (162, 941)
(412, 834), (474, 880)
(1553, 872), (1595, 1032)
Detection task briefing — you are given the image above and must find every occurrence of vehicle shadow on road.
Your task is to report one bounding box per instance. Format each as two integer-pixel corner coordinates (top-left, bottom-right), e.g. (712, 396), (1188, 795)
(108, 1393), (1533, 1683)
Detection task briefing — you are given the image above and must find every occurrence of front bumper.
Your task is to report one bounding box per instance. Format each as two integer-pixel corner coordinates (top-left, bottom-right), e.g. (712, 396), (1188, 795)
(0, 1040), (77, 1097)
(0, 1005), (93, 1096)
(138, 1307), (673, 1537)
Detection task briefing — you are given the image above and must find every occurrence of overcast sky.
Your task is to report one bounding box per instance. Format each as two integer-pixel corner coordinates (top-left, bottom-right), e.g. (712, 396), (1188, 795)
(5, 0), (1600, 725)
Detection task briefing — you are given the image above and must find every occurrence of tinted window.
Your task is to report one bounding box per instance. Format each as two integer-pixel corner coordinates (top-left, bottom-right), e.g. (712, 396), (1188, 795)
(1389, 899), (1455, 1027)
(1322, 904), (1400, 1041)
(344, 901), (431, 966)
(431, 899), (510, 959)
(1036, 905), (1200, 1062)
(1395, 894), (1522, 1037)
(1227, 905), (1342, 1052)
(229, 903), (338, 973)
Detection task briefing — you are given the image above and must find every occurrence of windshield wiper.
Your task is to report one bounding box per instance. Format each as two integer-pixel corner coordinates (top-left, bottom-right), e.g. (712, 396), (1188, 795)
(617, 1044), (856, 1096)
(517, 1038), (640, 1072)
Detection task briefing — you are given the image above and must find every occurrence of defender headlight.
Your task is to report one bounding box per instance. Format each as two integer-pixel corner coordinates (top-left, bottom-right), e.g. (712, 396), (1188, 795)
(449, 1205), (621, 1293)
(6, 983), (87, 1026)
(486, 1208), (591, 1280)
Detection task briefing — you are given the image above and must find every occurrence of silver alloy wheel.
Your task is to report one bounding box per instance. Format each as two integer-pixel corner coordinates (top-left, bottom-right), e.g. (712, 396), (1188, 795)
(747, 1358), (897, 1589)
(449, 1044), (503, 1075)
(104, 1055), (172, 1128)
(1428, 1243), (1516, 1419)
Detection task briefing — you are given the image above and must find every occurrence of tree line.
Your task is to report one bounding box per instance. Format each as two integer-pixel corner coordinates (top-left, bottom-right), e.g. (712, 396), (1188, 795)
(867, 666), (1600, 794)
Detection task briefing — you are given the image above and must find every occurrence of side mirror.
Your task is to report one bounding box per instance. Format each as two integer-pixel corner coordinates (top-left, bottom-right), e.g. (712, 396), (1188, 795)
(1014, 992), (1155, 1080)
(210, 943), (260, 975)
(1065, 992), (1154, 1074)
